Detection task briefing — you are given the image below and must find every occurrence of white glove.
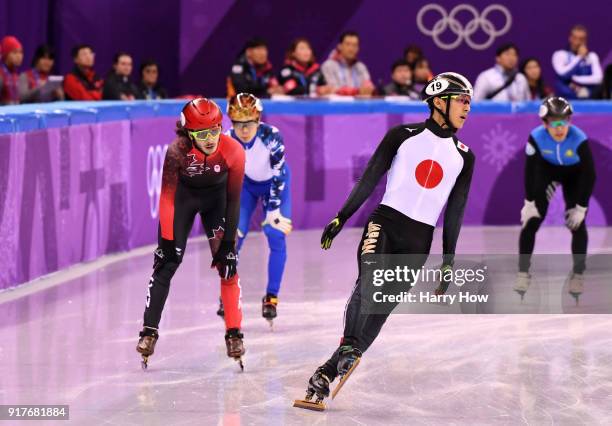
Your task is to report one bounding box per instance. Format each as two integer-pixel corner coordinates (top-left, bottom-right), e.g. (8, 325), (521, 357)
(520, 200), (541, 229)
(262, 209), (293, 234)
(565, 205), (587, 231)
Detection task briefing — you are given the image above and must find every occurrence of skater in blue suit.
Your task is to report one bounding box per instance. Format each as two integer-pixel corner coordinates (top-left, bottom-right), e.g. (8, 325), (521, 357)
(219, 93), (292, 324)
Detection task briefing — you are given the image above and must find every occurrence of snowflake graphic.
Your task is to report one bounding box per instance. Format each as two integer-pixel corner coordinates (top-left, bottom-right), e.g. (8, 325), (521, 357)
(481, 123), (519, 171)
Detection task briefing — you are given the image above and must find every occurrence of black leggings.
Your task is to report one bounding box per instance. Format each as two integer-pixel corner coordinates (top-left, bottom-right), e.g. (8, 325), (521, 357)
(322, 204), (434, 379)
(519, 179), (587, 274)
(144, 184), (227, 329)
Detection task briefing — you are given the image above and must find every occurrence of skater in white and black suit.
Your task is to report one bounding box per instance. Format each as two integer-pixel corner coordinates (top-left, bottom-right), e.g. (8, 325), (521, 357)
(295, 72), (476, 408)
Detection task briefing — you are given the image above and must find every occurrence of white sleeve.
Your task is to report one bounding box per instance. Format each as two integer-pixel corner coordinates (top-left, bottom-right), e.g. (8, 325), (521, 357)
(571, 52), (603, 85)
(552, 50), (582, 77)
(472, 70), (489, 100)
(517, 73), (531, 101)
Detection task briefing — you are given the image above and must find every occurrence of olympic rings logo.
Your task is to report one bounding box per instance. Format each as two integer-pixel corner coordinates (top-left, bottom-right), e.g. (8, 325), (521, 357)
(146, 144), (168, 219)
(416, 3), (512, 50)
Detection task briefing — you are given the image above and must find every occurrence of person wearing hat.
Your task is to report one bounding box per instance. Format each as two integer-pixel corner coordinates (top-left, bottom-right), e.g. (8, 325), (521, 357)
(0, 35), (24, 105)
(515, 96), (596, 301)
(295, 72), (475, 410)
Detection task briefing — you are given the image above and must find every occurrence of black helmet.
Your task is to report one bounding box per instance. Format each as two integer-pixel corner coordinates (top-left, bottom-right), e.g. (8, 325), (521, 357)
(539, 96), (573, 120)
(421, 72), (473, 102)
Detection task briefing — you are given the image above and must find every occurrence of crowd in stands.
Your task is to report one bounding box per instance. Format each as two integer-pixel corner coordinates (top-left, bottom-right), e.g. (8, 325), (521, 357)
(1, 23), (611, 106)
(0, 37), (167, 105)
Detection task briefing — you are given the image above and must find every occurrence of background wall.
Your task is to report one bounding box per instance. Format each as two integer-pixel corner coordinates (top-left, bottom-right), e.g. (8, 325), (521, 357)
(2, 0), (611, 97)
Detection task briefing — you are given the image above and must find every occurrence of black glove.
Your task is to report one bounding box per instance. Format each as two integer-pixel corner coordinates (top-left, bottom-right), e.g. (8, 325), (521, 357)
(153, 238), (180, 270)
(321, 215), (345, 250)
(211, 240), (238, 279)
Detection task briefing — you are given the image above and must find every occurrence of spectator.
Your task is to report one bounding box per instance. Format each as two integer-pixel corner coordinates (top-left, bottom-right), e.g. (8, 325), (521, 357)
(321, 31), (374, 96)
(18, 44), (64, 103)
(552, 25), (603, 99)
(596, 64), (612, 99)
(228, 37), (281, 98)
(137, 59), (167, 100)
(520, 58), (553, 100)
(412, 57), (432, 93)
(382, 59), (419, 99)
(63, 44), (103, 101)
(103, 51), (139, 100)
(0, 35), (24, 105)
(403, 44), (424, 69)
(278, 37), (331, 97)
(473, 43), (530, 101)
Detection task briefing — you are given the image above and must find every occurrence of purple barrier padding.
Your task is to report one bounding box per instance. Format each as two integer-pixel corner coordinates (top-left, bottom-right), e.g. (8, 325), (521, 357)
(2, 113), (611, 290)
(0, 122), (131, 289)
(267, 113), (612, 228)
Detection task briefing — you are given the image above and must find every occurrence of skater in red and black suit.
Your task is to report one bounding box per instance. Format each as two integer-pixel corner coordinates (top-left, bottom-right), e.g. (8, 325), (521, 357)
(136, 98), (246, 369)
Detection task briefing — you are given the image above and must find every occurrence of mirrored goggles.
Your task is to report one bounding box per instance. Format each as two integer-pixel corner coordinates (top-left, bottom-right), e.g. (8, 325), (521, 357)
(232, 120), (259, 131)
(548, 119), (569, 128)
(188, 126), (222, 141)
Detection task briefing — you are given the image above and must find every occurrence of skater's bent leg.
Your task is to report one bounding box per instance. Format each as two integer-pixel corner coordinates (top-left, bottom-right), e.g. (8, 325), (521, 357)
(519, 217), (544, 273)
(263, 224), (287, 296)
(221, 274), (243, 330)
(143, 261), (181, 329)
(571, 221), (588, 274)
(236, 184), (257, 253)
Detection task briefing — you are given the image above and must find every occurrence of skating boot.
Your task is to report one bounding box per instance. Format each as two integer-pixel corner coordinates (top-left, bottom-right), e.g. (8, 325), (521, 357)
(293, 367), (332, 411)
(136, 327), (159, 370)
(568, 273), (584, 305)
(225, 328), (245, 371)
(332, 345), (362, 399)
(513, 272), (531, 301)
(216, 297), (224, 318)
(262, 294), (278, 328)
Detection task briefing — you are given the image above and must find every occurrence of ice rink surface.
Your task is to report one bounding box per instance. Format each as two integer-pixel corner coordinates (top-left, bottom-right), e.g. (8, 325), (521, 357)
(2, 227), (612, 425)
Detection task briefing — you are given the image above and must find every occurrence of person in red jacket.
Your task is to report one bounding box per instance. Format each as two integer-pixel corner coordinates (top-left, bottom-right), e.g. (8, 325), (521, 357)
(0, 35), (24, 105)
(136, 98), (247, 370)
(63, 44), (103, 101)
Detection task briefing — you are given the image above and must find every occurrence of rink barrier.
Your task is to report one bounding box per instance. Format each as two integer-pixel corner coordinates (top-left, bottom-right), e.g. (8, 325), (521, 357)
(1, 100), (611, 289)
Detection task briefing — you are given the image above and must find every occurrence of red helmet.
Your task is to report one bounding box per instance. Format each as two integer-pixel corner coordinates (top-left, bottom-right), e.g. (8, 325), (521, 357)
(180, 98), (222, 130)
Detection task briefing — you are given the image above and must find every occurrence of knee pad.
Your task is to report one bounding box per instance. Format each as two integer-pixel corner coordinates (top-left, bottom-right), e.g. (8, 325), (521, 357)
(263, 225), (286, 251)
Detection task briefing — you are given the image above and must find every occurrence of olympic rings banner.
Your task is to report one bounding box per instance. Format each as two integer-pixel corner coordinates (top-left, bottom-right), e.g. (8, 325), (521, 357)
(1, 106), (612, 290)
(416, 3), (512, 50)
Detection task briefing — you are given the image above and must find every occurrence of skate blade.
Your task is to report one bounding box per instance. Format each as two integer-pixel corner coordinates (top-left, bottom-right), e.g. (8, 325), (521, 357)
(293, 399), (326, 411)
(514, 289), (526, 301)
(233, 357), (244, 371)
(141, 356), (149, 370)
(331, 357), (361, 400)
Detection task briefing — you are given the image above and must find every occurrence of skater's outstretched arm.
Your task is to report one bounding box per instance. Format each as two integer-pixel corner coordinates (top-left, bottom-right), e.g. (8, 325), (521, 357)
(524, 136), (543, 202)
(442, 147), (475, 267)
(155, 141), (183, 265)
(575, 140), (596, 207)
(322, 125), (415, 250)
(223, 136), (246, 242)
(337, 125), (411, 221)
(267, 127), (288, 211)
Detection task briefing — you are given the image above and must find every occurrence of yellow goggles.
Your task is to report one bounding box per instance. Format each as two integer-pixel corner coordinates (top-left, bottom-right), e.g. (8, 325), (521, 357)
(448, 94), (471, 105)
(188, 126), (222, 141)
